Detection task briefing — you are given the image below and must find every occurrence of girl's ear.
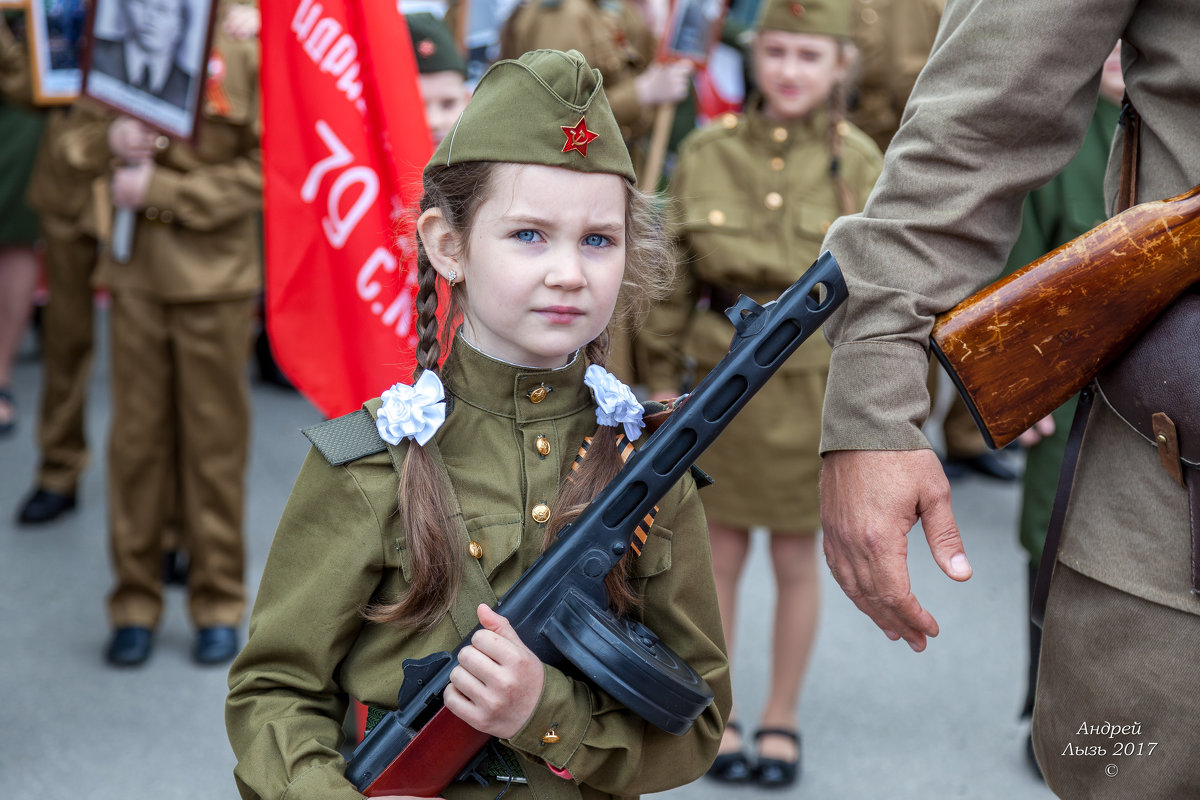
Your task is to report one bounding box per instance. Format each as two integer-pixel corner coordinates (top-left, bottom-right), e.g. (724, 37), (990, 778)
(417, 207), (462, 282)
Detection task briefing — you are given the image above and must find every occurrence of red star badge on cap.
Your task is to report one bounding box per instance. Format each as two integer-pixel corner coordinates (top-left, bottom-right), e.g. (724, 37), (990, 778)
(561, 117), (599, 158)
(790, 2), (806, 17)
(418, 39), (436, 58)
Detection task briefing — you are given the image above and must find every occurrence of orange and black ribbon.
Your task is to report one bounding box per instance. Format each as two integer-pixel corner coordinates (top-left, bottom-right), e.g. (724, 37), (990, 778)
(571, 433), (657, 556)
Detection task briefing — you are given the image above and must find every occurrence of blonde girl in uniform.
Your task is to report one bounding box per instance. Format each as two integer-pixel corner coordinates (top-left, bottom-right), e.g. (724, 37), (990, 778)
(226, 49), (730, 800)
(638, 0), (881, 788)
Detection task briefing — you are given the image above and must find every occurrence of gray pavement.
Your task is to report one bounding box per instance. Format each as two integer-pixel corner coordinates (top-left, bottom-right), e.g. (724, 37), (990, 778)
(0, 311), (1054, 799)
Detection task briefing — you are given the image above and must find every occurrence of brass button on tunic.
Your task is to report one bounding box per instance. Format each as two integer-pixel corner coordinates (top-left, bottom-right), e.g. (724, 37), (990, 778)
(535, 435), (551, 456)
(531, 503), (551, 524)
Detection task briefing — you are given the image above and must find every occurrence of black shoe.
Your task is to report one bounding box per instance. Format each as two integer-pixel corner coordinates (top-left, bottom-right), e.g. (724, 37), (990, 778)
(194, 626), (239, 665)
(943, 451), (1018, 482)
(106, 627), (154, 667)
(754, 728), (801, 789)
(163, 550), (190, 586)
(706, 721), (754, 783)
(17, 488), (77, 524)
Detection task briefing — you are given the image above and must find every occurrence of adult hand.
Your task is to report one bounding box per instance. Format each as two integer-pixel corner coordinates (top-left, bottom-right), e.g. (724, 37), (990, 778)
(111, 161), (154, 209)
(444, 604), (545, 739)
(819, 449), (971, 652)
(108, 116), (158, 162)
(634, 60), (694, 107)
(1015, 414), (1056, 447)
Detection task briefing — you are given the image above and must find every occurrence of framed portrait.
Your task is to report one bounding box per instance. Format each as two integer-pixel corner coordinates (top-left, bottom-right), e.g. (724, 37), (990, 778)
(81, 0), (217, 141)
(27, 0), (89, 105)
(660, 0), (729, 66)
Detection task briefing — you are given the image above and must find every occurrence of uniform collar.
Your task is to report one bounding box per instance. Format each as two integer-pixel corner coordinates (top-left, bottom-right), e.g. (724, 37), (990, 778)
(743, 95), (830, 147)
(441, 334), (594, 423)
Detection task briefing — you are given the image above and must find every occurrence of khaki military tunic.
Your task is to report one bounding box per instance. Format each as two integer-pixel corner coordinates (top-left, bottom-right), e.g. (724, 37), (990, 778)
(501, 0), (657, 142)
(226, 340), (731, 800)
(62, 26), (263, 630)
(821, 0), (1200, 793)
(848, 0), (945, 151)
(640, 106), (881, 531)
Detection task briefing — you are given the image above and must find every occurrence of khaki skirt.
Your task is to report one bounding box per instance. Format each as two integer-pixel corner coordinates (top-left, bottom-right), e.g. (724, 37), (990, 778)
(694, 366), (826, 532)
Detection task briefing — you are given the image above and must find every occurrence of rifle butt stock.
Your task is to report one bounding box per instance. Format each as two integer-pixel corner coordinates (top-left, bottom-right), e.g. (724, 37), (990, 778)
(930, 184), (1200, 449)
(359, 707), (492, 797)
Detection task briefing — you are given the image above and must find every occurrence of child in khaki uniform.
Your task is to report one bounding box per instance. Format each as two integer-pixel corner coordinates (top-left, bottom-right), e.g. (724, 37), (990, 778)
(66, 2), (262, 668)
(638, 0), (881, 787)
(226, 48), (729, 800)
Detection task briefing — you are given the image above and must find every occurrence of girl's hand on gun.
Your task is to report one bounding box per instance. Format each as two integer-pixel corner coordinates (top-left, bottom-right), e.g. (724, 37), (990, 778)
(444, 604), (545, 739)
(635, 60), (694, 107)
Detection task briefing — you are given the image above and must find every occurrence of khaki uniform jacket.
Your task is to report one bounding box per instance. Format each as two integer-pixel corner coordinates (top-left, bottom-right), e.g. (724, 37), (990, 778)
(226, 341), (731, 800)
(821, 0), (1200, 615)
(848, 0), (945, 151)
(502, 0), (657, 142)
(0, 14), (31, 105)
(640, 107), (883, 393)
(66, 31), (262, 301)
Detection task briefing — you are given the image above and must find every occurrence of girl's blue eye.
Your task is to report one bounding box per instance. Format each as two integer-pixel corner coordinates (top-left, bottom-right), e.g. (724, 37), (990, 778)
(583, 234), (610, 247)
(515, 230), (539, 242)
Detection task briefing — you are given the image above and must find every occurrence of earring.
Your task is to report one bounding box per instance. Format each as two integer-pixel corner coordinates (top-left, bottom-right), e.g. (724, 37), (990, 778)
(447, 270), (458, 284)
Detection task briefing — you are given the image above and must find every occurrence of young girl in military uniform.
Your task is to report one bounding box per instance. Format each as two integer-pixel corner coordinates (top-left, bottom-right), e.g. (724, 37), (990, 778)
(226, 49), (730, 800)
(636, 0), (882, 787)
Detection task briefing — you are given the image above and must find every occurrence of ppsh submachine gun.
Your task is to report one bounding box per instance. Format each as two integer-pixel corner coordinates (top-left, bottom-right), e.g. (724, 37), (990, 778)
(346, 252), (848, 797)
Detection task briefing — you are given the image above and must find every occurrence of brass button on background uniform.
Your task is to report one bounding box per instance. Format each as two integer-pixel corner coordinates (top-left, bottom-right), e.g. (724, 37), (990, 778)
(145, 207), (159, 220)
(707, 209), (726, 226)
(721, 113), (737, 129)
(532, 503), (551, 523)
(159, 209), (175, 223)
(155, 135), (170, 150)
(772, 126), (788, 143)
(861, 7), (879, 24)
(541, 729), (561, 744)
(770, 157), (785, 171)
(529, 386), (547, 403)
(468, 541), (483, 559)
(764, 192), (783, 210)
(535, 435), (551, 456)
(836, 120), (852, 137)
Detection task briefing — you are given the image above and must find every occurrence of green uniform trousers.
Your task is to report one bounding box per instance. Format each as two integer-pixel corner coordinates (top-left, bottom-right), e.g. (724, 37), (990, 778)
(33, 216), (98, 495)
(106, 290), (253, 629)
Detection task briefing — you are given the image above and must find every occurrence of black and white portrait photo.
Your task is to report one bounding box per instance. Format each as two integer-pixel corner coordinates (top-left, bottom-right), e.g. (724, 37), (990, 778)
(83, 0), (216, 139)
(662, 0), (725, 64)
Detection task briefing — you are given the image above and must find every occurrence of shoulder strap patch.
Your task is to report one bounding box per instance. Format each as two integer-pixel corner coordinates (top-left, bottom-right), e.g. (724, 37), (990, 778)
(302, 408), (388, 466)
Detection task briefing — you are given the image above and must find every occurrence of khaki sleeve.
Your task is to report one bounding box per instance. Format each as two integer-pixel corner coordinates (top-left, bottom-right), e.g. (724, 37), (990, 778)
(503, 478), (731, 794)
(141, 145), (263, 232)
(820, 0), (1134, 454)
(0, 16), (32, 107)
(226, 450), (384, 800)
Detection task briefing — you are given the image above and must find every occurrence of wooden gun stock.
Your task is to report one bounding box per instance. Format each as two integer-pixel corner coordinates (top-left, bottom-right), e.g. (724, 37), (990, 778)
(931, 184), (1200, 449)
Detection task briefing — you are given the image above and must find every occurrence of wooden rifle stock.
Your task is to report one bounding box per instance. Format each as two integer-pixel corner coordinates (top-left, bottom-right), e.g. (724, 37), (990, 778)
(930, 184), (1200, 449)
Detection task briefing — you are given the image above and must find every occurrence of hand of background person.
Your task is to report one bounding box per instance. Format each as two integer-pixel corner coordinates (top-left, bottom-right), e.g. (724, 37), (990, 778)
(111, 161), (154, 209)
(819, 449), (972, 652)
(108, 116), (158, 162)
(1015, 414), (1056, 447)
(222, 3), (261, 40)
(635, 60), (694, 107)
(444, 604), (545, 739)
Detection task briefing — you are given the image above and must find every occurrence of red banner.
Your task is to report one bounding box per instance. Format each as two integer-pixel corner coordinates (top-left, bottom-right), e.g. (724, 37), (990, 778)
(262, 0), (432, 418)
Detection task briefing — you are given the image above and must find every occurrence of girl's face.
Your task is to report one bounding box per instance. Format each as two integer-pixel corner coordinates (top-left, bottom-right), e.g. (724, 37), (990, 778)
(424, 163), (627, 369)
(753, 30), (845, 121)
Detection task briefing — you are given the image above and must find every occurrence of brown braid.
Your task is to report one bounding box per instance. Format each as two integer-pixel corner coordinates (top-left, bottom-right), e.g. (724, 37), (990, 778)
(827, 42), (858, 217)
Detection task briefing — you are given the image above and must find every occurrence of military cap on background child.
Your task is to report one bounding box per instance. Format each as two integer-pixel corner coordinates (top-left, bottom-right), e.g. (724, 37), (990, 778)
(406, 12), (471, 146)
(756, 0), (851, 37)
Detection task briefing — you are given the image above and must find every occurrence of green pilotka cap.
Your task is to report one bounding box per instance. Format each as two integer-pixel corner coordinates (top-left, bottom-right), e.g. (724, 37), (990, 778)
(424, 49), (636, 183)
(756, 0), (851, 38)
(406, 13), (467, 77)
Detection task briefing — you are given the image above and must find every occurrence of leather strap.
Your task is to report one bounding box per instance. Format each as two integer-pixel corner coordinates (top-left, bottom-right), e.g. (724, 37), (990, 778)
(1117, 95), (1140, 212)
(1031, 385), (1095, 628)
